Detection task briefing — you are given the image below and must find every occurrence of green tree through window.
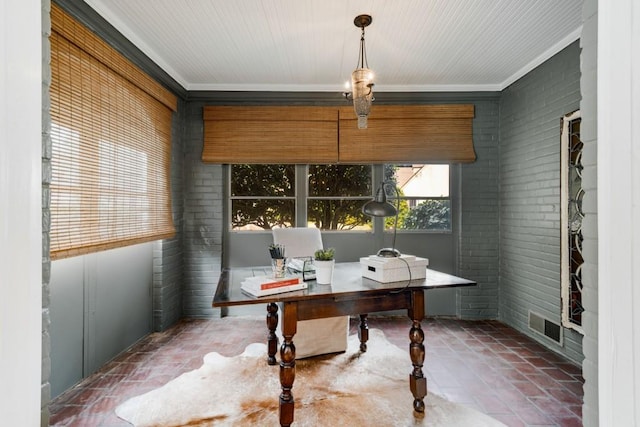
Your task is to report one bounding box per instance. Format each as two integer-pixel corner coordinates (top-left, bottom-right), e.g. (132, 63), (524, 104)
(230, 165), (295, 230)
(403, 199), (451, 230)
(308, 165), (371, 230)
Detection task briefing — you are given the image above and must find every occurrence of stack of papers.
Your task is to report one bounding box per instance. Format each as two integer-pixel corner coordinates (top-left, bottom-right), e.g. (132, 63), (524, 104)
(240, 275), (307, 297)
(287, 258), (315, 273)
(287, 257), (316, 281)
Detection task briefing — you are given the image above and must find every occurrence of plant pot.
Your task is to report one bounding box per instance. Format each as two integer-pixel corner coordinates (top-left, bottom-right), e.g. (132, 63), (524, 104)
(314, 259), (334, 285)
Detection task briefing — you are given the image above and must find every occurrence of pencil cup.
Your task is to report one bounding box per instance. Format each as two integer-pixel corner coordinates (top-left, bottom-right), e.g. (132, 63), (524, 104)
(271, 258), (287, 278)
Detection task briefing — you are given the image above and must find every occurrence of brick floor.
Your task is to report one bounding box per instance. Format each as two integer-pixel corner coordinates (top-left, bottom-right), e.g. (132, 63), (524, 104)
(49, 316), (583, 426)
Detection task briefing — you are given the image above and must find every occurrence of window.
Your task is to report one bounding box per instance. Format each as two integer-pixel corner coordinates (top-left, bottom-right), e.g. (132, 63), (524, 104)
(230, 165), (372, 230)
(384, 164), (451, 231)
(307, 165), (372, 230)
(560, 110), (584, 333)
(50, 5), (177, 259)
(229, 164), (450, 232)
(230, 165), (296, 230)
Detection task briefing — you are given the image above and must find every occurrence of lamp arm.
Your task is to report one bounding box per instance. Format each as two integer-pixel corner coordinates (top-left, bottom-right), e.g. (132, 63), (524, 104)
(384, 182), (401, 252)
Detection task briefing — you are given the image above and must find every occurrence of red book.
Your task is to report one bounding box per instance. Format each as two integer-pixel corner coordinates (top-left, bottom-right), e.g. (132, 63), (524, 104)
(259, 277), (300, 290)
(243, 275), (301, 290)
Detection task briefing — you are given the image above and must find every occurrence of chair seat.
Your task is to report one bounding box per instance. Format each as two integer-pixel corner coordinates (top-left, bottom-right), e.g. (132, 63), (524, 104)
(277, 316), (350, 359)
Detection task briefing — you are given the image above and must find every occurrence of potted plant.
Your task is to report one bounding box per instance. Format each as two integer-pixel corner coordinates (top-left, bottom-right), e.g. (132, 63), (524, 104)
(314, 248), (335, 284)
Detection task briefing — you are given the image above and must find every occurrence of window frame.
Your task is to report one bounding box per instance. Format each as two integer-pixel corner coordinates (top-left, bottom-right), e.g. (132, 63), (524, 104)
(227, 164), (453, 234)
(560, 110), (584, 334)
(228, 164), (374, 232)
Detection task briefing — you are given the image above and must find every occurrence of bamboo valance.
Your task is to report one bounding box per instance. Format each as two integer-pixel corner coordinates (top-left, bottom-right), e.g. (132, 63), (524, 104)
(338, 105), (476, 163)
(202, 104), (475, 164)
(203, 106), (339, 164)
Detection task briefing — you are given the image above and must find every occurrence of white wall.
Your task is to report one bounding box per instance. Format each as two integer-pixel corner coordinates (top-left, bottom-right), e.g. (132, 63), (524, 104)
(597, 0), (640, 424)
(0, 0), (43, 425)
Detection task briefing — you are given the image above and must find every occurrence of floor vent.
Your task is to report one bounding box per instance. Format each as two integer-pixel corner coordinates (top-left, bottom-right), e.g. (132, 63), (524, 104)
(528, 311), (563, 345)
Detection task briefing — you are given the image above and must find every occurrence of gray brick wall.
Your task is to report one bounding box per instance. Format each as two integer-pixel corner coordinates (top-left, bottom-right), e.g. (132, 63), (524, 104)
(182, 102), (222, 317)
(459, 98), (500, 319)
(41, 0), (52, 425)
(580, 0), (598, 423)
(499, 41), (583, 364)
(153, 99), (186, 331)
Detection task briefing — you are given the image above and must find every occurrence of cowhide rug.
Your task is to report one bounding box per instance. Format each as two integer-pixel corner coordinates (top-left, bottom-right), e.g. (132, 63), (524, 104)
(116, 329), (505, 426)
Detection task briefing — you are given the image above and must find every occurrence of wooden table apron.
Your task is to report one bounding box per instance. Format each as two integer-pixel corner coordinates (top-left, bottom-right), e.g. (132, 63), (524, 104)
(212, 262), (476, 427)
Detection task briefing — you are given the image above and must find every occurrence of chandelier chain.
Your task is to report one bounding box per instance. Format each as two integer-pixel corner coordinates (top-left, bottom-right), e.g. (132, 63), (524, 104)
(356, 26), (369, 70)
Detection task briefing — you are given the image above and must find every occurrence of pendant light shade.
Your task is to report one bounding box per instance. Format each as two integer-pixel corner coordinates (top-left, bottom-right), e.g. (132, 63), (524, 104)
(344, 15), (374, 129)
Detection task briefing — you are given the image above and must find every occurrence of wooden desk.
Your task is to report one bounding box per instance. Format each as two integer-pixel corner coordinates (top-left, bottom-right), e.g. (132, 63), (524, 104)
(213, 262), (476, 427)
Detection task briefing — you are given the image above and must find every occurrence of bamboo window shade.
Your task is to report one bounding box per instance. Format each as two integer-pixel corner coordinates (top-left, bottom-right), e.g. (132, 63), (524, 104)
(49, 4), (177, 260)
(202, 105), (475, 164)
(202, 106), (339, 164)
(338, 105), (476, 163)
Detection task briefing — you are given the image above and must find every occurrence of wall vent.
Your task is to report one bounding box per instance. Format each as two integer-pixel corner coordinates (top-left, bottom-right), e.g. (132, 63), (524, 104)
(528, 311), (563, 345)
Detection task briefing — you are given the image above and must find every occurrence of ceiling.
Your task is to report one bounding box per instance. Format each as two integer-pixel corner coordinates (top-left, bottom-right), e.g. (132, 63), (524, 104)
(83, 0), (584, 92)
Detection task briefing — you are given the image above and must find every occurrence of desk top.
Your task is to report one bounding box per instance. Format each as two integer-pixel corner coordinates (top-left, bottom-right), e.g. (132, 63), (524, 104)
(213, 262), (476, 308)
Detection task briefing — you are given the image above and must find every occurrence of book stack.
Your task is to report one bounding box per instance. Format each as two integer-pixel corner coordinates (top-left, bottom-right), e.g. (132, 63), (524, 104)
(240, 275), (307, 297)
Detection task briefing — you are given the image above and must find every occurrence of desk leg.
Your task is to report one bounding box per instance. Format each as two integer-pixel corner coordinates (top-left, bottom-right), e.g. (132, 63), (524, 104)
(279, 303), (297, 427)
(358, 314), (369, 352)
(266, 303), (279, 365)
(408, 290), (427, 413)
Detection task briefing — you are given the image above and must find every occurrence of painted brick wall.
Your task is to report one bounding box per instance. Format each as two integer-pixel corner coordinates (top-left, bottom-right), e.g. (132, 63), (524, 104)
(182, 102), (223, 317)
(152, 99), (186, 331)
(41, 1), (52, 425)
(579, 0), (598, 423)
(499, 41), (583, 364)
(459, 97), (500, 319)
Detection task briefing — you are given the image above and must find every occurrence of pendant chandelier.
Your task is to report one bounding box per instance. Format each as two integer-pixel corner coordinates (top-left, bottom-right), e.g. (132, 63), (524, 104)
(345, 14), (374, 129)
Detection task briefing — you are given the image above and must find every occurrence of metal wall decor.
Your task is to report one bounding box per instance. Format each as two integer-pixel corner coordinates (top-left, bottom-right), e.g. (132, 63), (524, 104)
(560, 110), (584, 333)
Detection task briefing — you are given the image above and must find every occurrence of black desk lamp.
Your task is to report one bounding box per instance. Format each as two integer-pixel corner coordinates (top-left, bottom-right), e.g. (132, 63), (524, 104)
(362, 181), (401, 257)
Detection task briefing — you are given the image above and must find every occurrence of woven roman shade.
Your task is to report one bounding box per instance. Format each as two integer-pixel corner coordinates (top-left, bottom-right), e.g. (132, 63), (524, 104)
(49, 4), (177, 260)
(203, 105), (475, 164)
(338, 105), (476, 163)
(202, 106), (338, 164)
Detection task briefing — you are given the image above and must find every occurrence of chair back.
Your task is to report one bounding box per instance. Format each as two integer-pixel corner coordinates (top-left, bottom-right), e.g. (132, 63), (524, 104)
(272, 228), (323, 259)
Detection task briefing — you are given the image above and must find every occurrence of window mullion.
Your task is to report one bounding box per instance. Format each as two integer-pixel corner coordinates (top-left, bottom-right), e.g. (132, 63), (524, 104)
(371, 165), (386, 242)
(296, 165), (308, 227)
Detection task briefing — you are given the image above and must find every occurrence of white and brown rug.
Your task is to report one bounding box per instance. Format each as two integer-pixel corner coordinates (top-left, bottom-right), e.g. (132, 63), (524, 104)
(116, 329), (505, 426)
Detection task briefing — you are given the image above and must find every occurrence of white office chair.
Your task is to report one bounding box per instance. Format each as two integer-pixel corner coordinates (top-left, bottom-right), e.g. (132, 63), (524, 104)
(272, 227), (349, 358)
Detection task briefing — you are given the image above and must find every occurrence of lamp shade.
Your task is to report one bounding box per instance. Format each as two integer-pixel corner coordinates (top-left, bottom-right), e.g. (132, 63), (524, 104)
(351, 68), (374, 129)
(362, 185), (397, 217)
(362, 182), (401, 257)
